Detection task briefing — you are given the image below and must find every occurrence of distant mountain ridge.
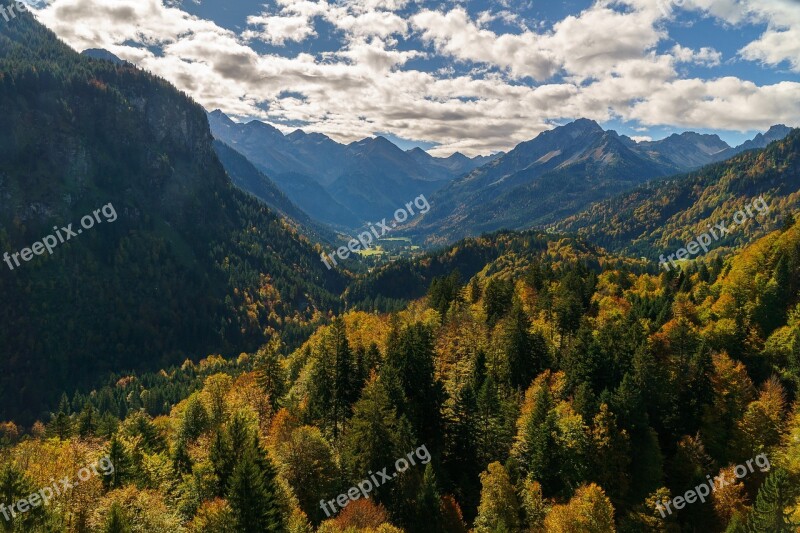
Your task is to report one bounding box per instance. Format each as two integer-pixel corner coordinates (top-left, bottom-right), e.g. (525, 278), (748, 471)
(407, 119), (793, 244)
(207, 110), (498, 228)
(555, 129), (800, 259)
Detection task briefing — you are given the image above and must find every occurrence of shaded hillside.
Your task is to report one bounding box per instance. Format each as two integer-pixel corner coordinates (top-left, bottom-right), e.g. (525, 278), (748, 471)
(0, 14), (346, 421)
(208, 110), (487, 228)
(212, 140), (339, 244)
(555, 129), (800, 260)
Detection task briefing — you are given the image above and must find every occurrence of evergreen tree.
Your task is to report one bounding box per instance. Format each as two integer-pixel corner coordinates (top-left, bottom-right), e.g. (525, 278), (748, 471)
(77, 402), (98, 439)
(745, 468), (798, 532)
(172, 437), (193, 476)
(306, 318), (358, 439)
(228, 447), (286, 532)
(48, 393), (73, 439)
(484, 278), (514, 328)
(103, 436), (131, 490)
(501, 299), (548, 389)
(255, 337), (287, 411)
(103, 504), (131, 533)
(383, 323), (445, 451)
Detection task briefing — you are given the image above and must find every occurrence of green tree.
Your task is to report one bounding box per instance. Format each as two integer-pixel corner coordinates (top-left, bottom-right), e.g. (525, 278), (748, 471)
(255, 337), (287, 411)
(77, 402), (98, 439)
(103, 503), (132, 533)
(382, 323), (445, 450)
(104, 436), (131, 490)
(744, 468), (798, 532)
(48, 393), (73, 439)
(500, 299), (548, 389)
(228, 447), (286, 532)
(180, 394), (210, 442)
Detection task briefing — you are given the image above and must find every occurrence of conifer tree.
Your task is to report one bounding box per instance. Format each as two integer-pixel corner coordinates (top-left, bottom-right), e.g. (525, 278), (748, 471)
(49, 393), (73, 439)
(228, 447), (286, 532)
(104, 436), (131, 490)
(744, 468), (797, 532)
(103, 503), (132, 533)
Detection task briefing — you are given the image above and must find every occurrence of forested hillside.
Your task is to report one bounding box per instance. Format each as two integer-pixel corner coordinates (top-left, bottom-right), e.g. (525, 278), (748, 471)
(0, 14), (346, 422)
(5, 216), (799, 531)
(556, 130), (800, 260)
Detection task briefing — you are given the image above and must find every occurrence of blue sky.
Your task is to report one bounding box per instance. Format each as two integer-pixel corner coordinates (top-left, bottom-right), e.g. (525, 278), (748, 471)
(35, 0), (800, 155)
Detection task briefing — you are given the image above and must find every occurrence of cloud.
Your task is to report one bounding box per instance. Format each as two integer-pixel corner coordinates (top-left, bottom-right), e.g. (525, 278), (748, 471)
(243, 14), (317, 45)
(32, 0), (800, 156)
(671, 44), (722, 66)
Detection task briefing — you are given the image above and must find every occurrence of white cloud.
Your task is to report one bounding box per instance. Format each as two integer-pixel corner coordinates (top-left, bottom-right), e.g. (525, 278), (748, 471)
(671, 44), (722, 66)
(243, 14), (317, 45)
(32, 0), (800, 156)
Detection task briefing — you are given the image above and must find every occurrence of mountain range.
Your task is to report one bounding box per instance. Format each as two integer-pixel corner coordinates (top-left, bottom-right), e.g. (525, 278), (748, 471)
(207, 110), (501, 228)
(406, 120), (793, 243)
(555, 128), (800, 259)
(210, 107), (792, 245)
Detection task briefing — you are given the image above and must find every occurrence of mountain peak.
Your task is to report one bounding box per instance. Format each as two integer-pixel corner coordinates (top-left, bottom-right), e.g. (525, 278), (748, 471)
(208, 109), (236, 126)
(81, 48), (125, 65)
(566, 118), (604, 133)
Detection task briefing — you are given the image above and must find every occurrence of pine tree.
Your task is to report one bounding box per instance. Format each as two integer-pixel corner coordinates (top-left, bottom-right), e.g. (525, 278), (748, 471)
(306, 318), (358, 439)
(77, 402), (98, 439)
(210, 429), (233, 497)
(745, 468), (797, 532)
(228, 447), (286, 532)
(255, 337), (287, 411)
(49, 393), (73, 439)
(382, 323), (444, 450)
(172, 437), (193, 476)
(342, 375), (413, 506)
(502, 299), (548, 389)
(103, 436), (131, 490)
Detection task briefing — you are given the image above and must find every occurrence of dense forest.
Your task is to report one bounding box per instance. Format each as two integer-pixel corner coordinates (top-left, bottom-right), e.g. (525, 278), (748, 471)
(2, 10), (800, 533)
(0, 14), (345, 421)
(1, 219), (798, 531)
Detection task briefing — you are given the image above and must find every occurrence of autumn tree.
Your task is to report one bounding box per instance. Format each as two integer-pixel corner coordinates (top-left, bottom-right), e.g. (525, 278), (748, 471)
(543, 483), (616, 533)
(474, 462), (520, 533)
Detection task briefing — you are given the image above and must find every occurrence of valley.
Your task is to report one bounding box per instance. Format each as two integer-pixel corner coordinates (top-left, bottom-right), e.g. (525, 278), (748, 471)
(1, 3), (800, 533)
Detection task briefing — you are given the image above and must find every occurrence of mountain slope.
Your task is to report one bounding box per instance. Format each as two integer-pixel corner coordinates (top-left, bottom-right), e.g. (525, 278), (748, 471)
(636, 132), (730, 169)
(410, 119), (677, 243)
(212, 140), (339, 243)
(409, 120), (793, 245)
(555, 129), (800, 259)
(716, 124), (794, 160)
(0, 14), (346, 421)
(207, 110), (488, 227)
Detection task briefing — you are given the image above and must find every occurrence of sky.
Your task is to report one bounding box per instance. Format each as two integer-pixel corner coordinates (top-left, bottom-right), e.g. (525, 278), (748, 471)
(29, 0), (800, 156)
